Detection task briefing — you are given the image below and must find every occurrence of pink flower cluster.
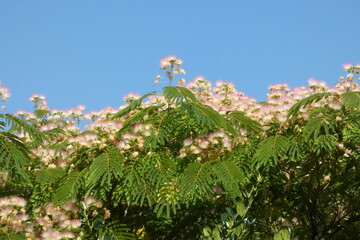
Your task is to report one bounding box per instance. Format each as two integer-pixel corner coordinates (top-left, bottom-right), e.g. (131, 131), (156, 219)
(0, 197), (80, 239)
(0, 57), (358, 237)
(0, 85), (11, 110)
(0, 194), (111, 239)
(32, 147), (74, 168)
(123, 92), (141, 102)
(179, 131), (233, 161)
(4, 56), (359, 168)
(26, 202), (82, 239)
(343, 62), (360, 73)
(155, 55), (186, 85)
(182, 75), (359, 126)
(0, 196), (28, 234)
(0, 85), (11, 101)
(160, 55), (183, 69)
(82, 195), (111, 220)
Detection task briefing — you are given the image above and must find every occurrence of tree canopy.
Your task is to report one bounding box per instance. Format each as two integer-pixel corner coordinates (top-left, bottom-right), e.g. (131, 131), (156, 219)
(0, 58), (359, 239)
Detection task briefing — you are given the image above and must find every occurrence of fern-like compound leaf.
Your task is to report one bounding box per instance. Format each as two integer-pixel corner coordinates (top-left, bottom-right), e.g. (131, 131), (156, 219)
(181, 102), (236, 135)
(87, 147), (124, 189)
(0, 232), (25, 240)
(180, 162), (214, 200)
(225, 111), (261, 133)
(341, 91), (360, 109)
(53, 170), (85, 204)
(212, 160), (245, 188)
(163, 86), (199, 104)
(1, 113), (44, 144)
(98, 220), (134, 240)
(303, 115), (336, 141)
(253, 135), (290, 167)
(34, 168), (66, 185)
(0, 132), (30, 181)
(287, 92), (333, 118)
(111, 91), (155, 119)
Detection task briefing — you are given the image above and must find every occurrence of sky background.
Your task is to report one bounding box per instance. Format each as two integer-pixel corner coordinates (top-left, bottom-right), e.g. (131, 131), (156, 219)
(1, 0), (359, 114)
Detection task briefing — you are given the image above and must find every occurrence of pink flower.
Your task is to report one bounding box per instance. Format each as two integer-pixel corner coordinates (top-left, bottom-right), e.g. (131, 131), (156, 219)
(70, 219), (82, 228)
(60, 232), (76, 238)
(268, 83), (290, 91)
(209, 131), (226, 139)
(308, 78), (326, 87)
(132, 124), (143, 133)
(308, 78), (318, 86)
(190, 146), (201, 154)
(13, 213), (29, 221)
(84, 195), (96, 207)
(343, 62), (353, 71)
(160, 55), (183, 68)
(29, 94), (46, 102)
(178, 78), (186, 85)
(3, 196), (28, 207)
(0, 85), (11, 101)
(122, 133), (138, 140)
(222, 139), (232, 148)
(123, 92), (141, 101)
(77, 104), (86, 111)
(183, 138), (193, 146)
(131, 151), (139, 158)
(328, 102), (342, 110)
(198, 140), (209, 149)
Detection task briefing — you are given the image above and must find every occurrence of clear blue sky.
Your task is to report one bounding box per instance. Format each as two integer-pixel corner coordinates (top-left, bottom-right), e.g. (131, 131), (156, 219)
(1, 1), (359, 113)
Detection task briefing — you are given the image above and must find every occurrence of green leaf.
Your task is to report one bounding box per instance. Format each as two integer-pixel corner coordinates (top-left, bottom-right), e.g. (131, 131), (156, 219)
(234, 224), (243, 236)
(253, 135), (290, 167)
(203, 226), (212, 237)
(236, 200), (246, 217)
(287, 92), (333, 118)
(1, 113), (44, 143)
(181, 102), (236, 135)
(0, 132), (30, 181)
(111, 91), (155, 119)
(213, 160), (245, 185)
(341, 91), (360, 109)
(303, 115), (336, 140)
(87, 148), (124, 188)
(226, 111), (261, 133)
(0, 232), (25, 240)
(34, 109), (51, 119)
(180, 162), (214, 199)
(98, 220), (134, 240)
(212, 228), (222, 240)
(274, 228), (291, 240)
(225, 207), (238, 219)
(163, 86), (199, 104)
(53, 171), (85, 204)
(34, 168), (66, 185)
(212, 160), (244, 197)
(120, 104), (164, 134)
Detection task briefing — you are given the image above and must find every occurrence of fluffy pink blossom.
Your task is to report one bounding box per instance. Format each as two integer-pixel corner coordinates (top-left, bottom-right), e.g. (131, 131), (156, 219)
(183, 138), (193, 147)
(0, 196), (27, 207)
(198, 140), (209, 149)
(123, 92), (141, 101)
(160, 55), (183, 68)
(0, 85), (11, 101)
(343, 62), (353, 71)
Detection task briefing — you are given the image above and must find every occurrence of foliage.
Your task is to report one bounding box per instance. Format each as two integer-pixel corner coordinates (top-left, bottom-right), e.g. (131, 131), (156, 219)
(0, 59), (359, 239)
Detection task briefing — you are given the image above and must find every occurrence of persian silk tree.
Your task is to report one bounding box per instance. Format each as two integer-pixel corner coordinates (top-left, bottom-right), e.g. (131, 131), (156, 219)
(0, 58), (359, 239)
(248, 65), (360, 239)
